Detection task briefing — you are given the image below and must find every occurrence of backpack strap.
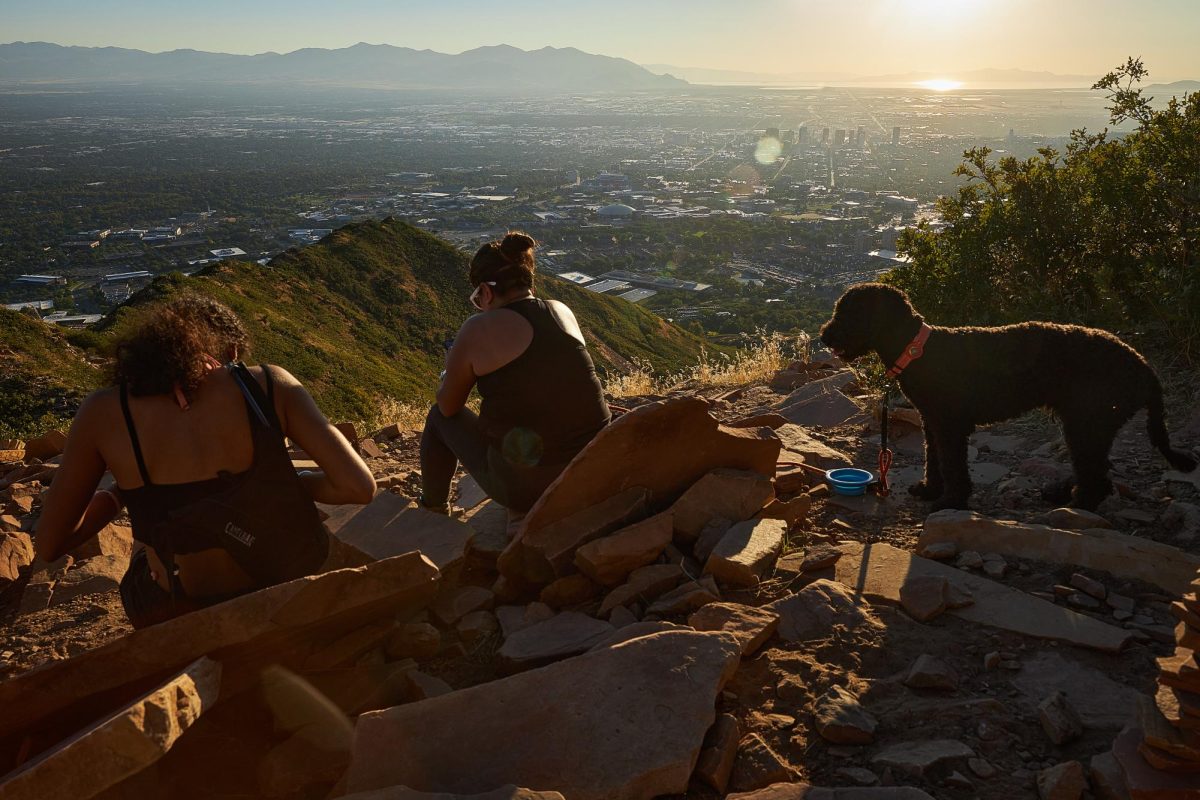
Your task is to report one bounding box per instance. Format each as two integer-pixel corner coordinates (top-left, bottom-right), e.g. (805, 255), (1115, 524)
(119, 382), (153, 486)
(227, 362), (275, 430)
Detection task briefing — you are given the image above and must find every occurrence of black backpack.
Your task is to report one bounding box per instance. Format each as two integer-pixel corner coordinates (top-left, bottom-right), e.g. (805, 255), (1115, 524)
(156, 363), (330, 586)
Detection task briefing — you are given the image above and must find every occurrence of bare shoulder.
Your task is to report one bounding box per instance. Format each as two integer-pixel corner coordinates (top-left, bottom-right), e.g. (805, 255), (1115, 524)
(68, 386), (119, 441)
(247, 363), (303, 392)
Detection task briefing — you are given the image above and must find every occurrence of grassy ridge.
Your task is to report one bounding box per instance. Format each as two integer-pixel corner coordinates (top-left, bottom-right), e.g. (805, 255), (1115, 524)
(86, 218), (713, 425)
(0, 308), (103, 437)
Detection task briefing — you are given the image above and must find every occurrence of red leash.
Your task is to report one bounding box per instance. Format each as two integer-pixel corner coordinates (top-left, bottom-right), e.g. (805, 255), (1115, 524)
(878, 386), (893, 496)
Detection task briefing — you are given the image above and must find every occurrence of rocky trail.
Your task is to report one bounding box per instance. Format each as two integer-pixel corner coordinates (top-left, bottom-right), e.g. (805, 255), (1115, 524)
(2, 360), (1200, 800)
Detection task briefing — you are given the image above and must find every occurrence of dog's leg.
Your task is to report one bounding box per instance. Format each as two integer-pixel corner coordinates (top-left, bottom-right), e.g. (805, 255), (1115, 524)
(909, 423), (944, 500)
(929, 425), (973, 511)
(1062, 419), (1117, 511)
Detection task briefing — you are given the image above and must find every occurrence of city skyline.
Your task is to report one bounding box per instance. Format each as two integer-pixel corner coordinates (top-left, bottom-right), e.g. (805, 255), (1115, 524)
(3, 0), (1200, 82)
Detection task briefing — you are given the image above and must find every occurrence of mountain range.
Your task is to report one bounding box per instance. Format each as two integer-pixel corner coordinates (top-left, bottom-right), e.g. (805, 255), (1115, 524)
(0, 219), (710, 437)
(0, 41), (686, 92)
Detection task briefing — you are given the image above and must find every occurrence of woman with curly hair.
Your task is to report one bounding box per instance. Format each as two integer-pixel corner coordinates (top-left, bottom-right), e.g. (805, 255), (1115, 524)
(421, 232), (611, 515)
(37, 294), (376, 628)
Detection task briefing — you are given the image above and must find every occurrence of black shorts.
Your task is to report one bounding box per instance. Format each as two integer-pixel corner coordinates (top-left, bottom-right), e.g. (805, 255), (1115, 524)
(118, 548), (238, 629)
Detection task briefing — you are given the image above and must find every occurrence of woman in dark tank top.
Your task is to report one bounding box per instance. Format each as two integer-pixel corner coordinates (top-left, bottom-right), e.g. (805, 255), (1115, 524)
(420, 232), (611, 515)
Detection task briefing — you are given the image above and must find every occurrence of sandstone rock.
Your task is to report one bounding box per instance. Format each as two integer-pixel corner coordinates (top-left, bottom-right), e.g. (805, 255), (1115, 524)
(458, 611), (500, 646)
(777, 389), (865, 429)
(0, 552), (440, 744)
(773, 466), (809, 496)
(705, 518), (787, 587)
(1070, 573), (1107, 600)
(1011, 651), (1140, 732)
(336, 492), (474, 573)
(672, 469), (775, 542)
(904, 654), (958, 691)
(496, 612), (615, 673)
(69, 523), (133, 561)
(981, 556), (1008, 579)
(405, 670), (453, 700)
(1036, 761), (1086, 800)
(645, 579), (720, 617)
(956, 550), (984, 569)
(346, 630), (742, 800)
(609, 605), (638, 628)
(49, 554), (126, 606)
(0, 513), (24, 533)
(921, 509), (1200, 596)
(340, 788), (564, 800)
(0, 657), (220, 800)
(304, 619), (394, 670)
(1039, 691), (1084, 745)
(1088, 752), (1131, 800)
(466, 502), (510, 569)
(0, 530), (33, 583)
(801, 544), (842, 572)
(730, 412), (790, 430)
(430, 586), (494, 627)
(759, 494), (812, 529)
(812, 684), (878, 744)
(899, 576), (949, 622)
(732, 734), (794, 792)
(536, 573), (600, 608)
(969, 758), (997, 779)
(257, 722), (352, 798)
(385, 622), (441, 660)
(770, 579), (882, 642)
(598, 563), (684, 617)
(589, 621), (687, 650)
(871, 740), (974, 777)
(574, 511), (673, 585)
(1033, 508), (1115, 530)
(1113, 725), (1198, 799)
(917, 541), (956, 560)
(695, 517), (734, 563)
(727, 785), (936, 799)
(24, 430), (66, 462)
(835, 768), (880, 786)
(694, 713), (740, 793)
(772, 425), (853, 470)
(835, 542), (1133, 653)
(688, 602), (779, 655)
(500, 487), (650, 585)
(505, 398), (780, 582)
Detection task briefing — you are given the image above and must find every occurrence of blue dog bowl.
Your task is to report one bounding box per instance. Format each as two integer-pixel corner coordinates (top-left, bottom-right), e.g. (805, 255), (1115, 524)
(825, 468), (875, 496)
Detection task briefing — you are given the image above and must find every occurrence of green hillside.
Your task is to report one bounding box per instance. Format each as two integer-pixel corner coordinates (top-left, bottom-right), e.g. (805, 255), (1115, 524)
(86, 218), (711, 425)
(0, 308), (103, 438)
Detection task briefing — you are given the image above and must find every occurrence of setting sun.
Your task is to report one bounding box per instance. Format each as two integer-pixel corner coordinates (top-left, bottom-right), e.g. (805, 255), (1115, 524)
(917, 78), (964, 91)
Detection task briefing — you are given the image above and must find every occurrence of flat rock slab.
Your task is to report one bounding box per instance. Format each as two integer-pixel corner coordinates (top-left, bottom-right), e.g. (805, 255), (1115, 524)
(968, 462), (1010, 486)
(497, 612), (615, 673)
(1112, 726), (1200, 799)
(599, 563), (685, 617)
(705, 519), (787, 587)
(775, 371), (857, 406)
(773, 425), (853, 470)
(920, 510), (1200, 596)
(729, 784), (936, 799)
(777, 392), (866, 429)
(455, 475), (489, 512)
(347, 630), (742, 800)
(341, 788), (564, 800)
(871, 740), (974, 777)
(336, 491), (474, 572)
(1012, 651), (1140, 731)
(0, 551), (440, 748)
(575, 511), (673, 586)
(835, 542), (1133, 653)
(770, 579), (882, 642)
(466, 502), (510, 568)
(510, 397), (780, 554)
(0, 657), (221, 800)
(688, 602), (780, 656)
(672, 469), (775, 542)
(499, 487), (650, 586)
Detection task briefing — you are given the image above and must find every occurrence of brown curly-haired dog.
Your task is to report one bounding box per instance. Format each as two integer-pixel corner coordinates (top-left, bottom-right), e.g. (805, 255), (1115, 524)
(819, 283), (1197, 511)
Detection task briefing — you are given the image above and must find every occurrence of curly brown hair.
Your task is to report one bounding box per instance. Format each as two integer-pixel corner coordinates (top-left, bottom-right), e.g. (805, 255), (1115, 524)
(112, 294), (249, 399)
(469, 231), (538, 294)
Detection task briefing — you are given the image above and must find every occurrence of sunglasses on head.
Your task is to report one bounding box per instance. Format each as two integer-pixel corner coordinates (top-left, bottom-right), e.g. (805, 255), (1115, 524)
(470, 281), (498, 310)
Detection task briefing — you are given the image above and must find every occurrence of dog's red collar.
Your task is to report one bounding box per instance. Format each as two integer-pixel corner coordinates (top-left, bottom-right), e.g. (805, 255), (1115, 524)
(886, 323), (932, 378)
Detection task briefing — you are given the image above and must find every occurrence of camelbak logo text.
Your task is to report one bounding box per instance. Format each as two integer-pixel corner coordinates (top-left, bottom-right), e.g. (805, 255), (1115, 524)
(224, 522), (255, 547)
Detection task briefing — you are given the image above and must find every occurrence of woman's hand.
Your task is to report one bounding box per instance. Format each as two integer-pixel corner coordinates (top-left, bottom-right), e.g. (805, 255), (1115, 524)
(267, 366), (376, 506)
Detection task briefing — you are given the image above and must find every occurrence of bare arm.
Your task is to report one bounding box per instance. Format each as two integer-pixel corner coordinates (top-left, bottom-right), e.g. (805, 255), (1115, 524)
(267, 366), (376, 506)
(436, 318), (479, 418)
(35, 393), (114, 561)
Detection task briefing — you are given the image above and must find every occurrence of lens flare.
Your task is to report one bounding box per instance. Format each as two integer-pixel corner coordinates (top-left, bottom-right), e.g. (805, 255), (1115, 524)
(754, 136), (782, 165)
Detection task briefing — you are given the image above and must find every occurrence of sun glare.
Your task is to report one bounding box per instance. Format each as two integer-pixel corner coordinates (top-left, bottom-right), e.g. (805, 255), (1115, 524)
(917, 79), (963, 92)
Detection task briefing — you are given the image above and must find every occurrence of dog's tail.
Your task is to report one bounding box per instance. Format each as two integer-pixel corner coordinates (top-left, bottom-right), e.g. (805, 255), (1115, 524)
(1146, 374), (1198, 472)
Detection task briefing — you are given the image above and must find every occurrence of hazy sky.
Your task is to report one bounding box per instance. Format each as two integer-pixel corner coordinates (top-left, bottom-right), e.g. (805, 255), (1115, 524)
(4, 0), (1199, 80)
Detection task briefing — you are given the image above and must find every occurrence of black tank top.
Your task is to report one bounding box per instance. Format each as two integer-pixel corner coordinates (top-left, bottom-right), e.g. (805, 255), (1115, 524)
(476, 298), (610, 467)
(118, 366), (279, 557)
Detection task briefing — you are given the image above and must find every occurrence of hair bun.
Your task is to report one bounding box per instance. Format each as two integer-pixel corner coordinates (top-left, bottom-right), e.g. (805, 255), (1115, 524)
(499, 232), (537, 260)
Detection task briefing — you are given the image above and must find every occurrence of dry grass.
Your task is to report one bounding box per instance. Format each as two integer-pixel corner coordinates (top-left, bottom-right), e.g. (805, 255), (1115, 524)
(606, 331), (810, 398)
(363, 395), (429, 433)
